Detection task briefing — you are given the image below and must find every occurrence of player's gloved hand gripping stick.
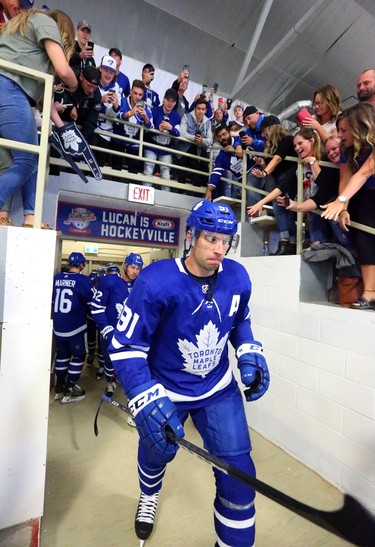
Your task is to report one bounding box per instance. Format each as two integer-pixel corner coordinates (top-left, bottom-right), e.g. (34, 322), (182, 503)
(128, 380), (185, 459)
(237, 342), (270, 401)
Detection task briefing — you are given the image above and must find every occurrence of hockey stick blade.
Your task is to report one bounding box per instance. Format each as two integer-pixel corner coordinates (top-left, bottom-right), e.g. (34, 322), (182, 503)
(93, 399), (103, 437)
(100, 396), (375, 546)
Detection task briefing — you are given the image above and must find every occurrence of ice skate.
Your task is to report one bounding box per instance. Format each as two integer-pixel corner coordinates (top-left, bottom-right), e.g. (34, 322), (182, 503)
(54, 382), (66, 401)
(135, 492), (159, 540)
(105, 380), (117, 398)
(127, 416), (136, 428)
(96, 366), (104, 380)
(61, 384), (86, 404)
(86, 352), (95, 366)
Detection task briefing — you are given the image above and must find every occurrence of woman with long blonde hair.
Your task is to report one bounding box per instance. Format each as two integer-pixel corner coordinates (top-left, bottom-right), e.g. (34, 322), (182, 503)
(322, 103), (375, 308)
(0, 8), (77, 227)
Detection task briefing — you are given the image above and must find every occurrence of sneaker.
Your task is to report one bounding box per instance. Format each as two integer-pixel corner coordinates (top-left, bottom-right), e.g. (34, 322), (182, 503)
(135, 492), (159, 540)
(86, 352), (95, 366)
(105, 380), (116, 397)
(61, 384), (86, 404)
(54, 383), (65, 401)
(96, 366), (104, 380)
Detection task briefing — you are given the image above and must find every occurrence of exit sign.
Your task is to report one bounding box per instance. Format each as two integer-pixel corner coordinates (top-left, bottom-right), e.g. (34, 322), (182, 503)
(128, 183), (155, 204)
(85, 244), (99, 254)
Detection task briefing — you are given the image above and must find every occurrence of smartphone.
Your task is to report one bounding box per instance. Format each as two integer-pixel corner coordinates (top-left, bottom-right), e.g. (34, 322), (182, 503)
(183, 64), (190, 76)
(137, 100), (145, 108)
(87, 41), (94, 51)
(227, 98), (233, 109)
(284, 193), (290, 207)
(296, 107), (313, 124)
(218, 97), (224, 108)
(108, 89), (115, 95)
(212, 83), (219, 93)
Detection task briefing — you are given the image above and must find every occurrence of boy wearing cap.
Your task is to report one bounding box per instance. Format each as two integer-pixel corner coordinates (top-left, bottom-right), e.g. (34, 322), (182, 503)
(143, 88), (181, 191)
(142, 63), (160, 108)
(54, 65), (102, 143)
(69, 19), (96, 77)
(94, 55), (121, 166)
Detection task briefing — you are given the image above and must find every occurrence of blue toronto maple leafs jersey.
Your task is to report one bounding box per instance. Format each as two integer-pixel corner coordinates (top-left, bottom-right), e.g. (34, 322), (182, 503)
(109, 257), (255, 407)
(90, 273), (133, 332)
(52, 272), (94, 337)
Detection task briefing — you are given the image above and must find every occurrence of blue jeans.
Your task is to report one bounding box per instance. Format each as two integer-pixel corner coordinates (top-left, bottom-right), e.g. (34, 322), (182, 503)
(0, 75), (38, 215)
(309, 212), (354, 250)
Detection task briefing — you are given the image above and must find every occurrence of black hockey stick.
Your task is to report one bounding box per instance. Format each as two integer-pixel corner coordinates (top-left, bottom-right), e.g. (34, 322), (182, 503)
(95, 395), (375, 547)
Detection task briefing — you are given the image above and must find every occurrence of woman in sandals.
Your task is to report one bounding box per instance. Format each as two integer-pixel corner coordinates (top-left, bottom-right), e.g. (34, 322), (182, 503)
(321, 103), (375, 310)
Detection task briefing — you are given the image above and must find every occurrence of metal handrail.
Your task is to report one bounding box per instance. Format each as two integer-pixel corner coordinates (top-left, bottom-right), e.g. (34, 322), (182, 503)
(51, 108), (375, 247)
(0, 59), (53, 228)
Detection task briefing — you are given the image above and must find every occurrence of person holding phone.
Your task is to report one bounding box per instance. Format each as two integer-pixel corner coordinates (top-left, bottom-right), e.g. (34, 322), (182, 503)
(93, 55), (121, 166)
(247, 116), (298, 255)
(301, 84), (342, 146)
(112, 79), (153, 173)
(69, 19), (96, 77)
(141, 63), (160, 109)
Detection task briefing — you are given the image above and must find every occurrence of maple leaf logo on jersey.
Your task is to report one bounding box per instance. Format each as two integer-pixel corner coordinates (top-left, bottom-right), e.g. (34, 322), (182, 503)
(177, 320), (228, 378)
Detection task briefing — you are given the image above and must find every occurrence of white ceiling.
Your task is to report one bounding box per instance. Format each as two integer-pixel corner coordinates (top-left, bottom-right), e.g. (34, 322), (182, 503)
(46, 0), (374, 114)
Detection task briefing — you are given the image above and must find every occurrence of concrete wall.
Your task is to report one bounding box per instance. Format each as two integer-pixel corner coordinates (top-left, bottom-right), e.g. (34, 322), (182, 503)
(237, 254), (375, 513)
(0, 228), (56, 529)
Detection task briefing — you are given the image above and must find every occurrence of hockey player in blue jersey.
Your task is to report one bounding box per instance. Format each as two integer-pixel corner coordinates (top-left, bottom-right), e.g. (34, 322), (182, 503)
(52, 252), (95, 404)
(205, 124), (245, 201)
(109, 200), (270, 546)
(91, 255), (143, 394)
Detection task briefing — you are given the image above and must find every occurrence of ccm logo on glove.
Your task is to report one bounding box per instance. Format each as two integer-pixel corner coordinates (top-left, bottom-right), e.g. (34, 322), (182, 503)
(129, 383), (167, 416)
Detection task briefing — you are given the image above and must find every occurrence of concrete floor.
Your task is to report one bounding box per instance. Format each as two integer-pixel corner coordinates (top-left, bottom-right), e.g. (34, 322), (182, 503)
(40, 364), (353, 547)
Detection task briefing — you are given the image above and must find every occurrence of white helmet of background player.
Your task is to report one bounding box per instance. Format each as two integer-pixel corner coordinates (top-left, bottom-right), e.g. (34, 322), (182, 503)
(185, 200), (239, 255)
(68, 252), (86, 268)
(106, 262), (120, 274)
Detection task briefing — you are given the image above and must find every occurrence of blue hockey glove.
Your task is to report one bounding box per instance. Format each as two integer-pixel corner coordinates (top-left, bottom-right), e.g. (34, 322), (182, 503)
(128, 380), (184, 460)
(237, 342), (270, 401)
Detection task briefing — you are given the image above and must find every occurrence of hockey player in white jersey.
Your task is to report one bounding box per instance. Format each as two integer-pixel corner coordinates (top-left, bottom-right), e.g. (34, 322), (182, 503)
(52, 252), (95, 404)
(91, 255), (143, 396)
(109, 200), (270, 546)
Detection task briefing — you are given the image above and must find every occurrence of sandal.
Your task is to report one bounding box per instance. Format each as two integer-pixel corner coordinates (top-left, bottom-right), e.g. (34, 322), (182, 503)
(350, 297), (375, 310)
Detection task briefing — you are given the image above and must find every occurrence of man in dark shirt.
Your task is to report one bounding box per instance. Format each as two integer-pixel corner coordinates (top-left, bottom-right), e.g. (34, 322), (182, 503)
(55, 66), (101, 143)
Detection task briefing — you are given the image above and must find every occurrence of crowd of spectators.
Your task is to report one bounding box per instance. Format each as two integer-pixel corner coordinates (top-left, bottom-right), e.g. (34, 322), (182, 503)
(1, 8), (375, 307)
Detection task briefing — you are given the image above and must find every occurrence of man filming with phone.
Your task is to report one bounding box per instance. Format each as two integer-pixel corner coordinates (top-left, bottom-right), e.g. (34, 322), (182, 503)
(69, 20), (96, 77)
(112, 79), (153, 173)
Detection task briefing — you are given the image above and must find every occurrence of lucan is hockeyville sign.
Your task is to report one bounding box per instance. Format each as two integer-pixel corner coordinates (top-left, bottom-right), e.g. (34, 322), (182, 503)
(56, 202), (180, 247)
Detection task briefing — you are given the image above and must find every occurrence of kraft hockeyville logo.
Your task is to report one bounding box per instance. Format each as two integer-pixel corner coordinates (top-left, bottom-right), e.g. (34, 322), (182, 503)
(129, 384), (167, 417)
